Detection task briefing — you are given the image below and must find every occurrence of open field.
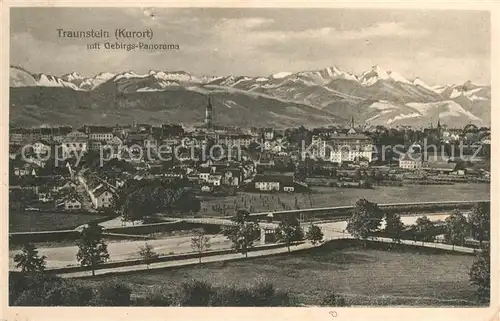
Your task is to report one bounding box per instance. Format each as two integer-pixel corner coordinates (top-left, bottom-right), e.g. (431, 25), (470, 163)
(199, 183), (490, 216)
(79, 241), (479, 306)
(9, 183), (489, 232)
(9, 211), (107, 233)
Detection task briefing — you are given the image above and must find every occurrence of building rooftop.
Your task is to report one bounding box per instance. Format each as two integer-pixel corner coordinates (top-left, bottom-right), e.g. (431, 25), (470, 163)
(254, 174), (294, 184)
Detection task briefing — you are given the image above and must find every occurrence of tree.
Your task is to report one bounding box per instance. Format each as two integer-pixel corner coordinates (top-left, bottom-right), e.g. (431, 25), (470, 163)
(119, 180), (201, 222)
(191, 228), (211, 263)
(384, 213), (404, 243)
(414, 216), (435, 244)
(468, 244), (490, 303)
(9, 188), (34, 213)
(275, 216), (304, 252)
(76, 222), (110, 276)
(14, 243), (46, 274)
(444, 210), (469, 248)
(374, 170), (385, 184)
(360, 178), (373, 189)
(305, 224), (324, 246)
(294, 163), (307, 182)
(353, 169), (362, 181)
(469, 202), (490, 247)
(139, 243), (159, 269)
(223, 210), (260, 258)
(346, 199), (383, 241)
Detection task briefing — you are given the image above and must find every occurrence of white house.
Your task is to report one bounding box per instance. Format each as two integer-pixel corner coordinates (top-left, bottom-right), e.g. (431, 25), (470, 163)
(399, 153), (422, 170)
(61, 137), (88, 158)
(207, 174), (222, 186)
(253, 174), (294, 192)
(89, 131), (114, 143)
(91, 186), (114, 209)
(64, 198), (82, 211)
(32, 140), (51, 156)
(201, 185), (213, 193)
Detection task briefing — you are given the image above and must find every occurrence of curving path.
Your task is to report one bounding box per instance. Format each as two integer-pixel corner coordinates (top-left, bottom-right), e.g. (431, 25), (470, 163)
(9, 214), (453, 271)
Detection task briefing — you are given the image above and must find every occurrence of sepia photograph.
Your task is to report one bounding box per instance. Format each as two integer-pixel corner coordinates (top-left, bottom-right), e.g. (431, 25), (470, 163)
(6, 5), (494, 312)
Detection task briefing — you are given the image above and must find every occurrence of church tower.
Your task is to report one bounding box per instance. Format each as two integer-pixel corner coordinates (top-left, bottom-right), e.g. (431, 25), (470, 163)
(205, 96), (213, 129)
(437, 118), (442, 139)
(347, 116), (356, 134)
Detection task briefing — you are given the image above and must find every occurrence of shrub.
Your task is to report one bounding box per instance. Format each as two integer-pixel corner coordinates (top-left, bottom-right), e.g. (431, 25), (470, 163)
(178, 280), (214, 306)
(140, 289), (173, 306)
(10, 273), (93, 306)
(320, 291), (348, 307)
(92, 282), (132, 306)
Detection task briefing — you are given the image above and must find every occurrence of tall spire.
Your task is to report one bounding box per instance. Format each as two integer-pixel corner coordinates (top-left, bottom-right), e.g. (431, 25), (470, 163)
(350, 116), (355, 129)
(207, 96), (212, 110)
(205, 95), (213, 129)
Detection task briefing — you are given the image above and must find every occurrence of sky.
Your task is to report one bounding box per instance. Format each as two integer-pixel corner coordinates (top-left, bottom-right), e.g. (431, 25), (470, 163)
(10, 7), (490, 85)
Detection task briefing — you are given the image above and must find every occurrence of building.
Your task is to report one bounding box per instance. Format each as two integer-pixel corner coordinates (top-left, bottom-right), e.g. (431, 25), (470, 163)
(423, 150), (449, 163)
(61, 137), (88, 158)
(144, 134), (158, 150)
(256, 152), (275, 167)
(91, 185), (114, 209)
(253, 173), (295, 192)
(89, 140), (103, 151)
(66, 130), (88, 140)
(217, 134), (253, 148)
(481, 135), (491, 145)
(308, 132), (373, 164)
(263, 128), (274, 141)
(10, 128), (26, 144)
(201, 185), (213, 193)
(222, 168), (242, 186)
(399, 153), (422, 170)
(422, 162), (457, 174)
(88, 127), (114, 142)
(58, 198), (82, 211)
(198, 167), (211, 182)
(32, 140), (51, 157)
(207, 174), (222, 186)
(205, 96), (213, 129)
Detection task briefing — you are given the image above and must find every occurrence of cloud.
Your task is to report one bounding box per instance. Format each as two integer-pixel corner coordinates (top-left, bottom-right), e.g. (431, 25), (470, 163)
(9, 8), (489, 84)
(337, 22), (429, 39)
(216, 17), (274, 29)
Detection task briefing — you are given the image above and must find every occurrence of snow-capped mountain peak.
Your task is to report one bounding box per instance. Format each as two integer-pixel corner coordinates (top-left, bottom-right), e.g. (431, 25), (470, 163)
(272, 72), (292, 79)
(33, 73), (82, 90)
(412, 77), (436, 92)
(388, 71), (412, 84)
(61, 72), (84, 82)
(359, 65), (391, 86)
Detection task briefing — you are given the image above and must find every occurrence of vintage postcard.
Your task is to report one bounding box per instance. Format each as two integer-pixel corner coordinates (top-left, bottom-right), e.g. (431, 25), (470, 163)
(2, 1), (498, 320)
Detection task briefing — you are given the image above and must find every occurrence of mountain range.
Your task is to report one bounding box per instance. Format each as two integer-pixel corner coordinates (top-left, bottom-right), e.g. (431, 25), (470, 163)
(9, 65), (490, 128)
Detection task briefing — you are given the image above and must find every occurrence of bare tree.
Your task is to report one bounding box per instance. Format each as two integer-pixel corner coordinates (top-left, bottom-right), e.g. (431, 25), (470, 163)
(139, 243), (159, 269)
(191, 229), (211, 263)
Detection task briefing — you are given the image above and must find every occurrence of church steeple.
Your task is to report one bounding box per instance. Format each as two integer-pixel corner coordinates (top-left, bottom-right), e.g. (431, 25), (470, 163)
(347, 116), (357, 135)
(205, 96), (213, 129)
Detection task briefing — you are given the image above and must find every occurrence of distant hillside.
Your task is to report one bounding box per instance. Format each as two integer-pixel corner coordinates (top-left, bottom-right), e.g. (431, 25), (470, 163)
(9, 65), (490, 128)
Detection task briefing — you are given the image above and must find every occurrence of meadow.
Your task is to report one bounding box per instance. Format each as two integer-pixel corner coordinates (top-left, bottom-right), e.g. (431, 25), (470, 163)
(199, 183), (490, 216)
(9, 211), (106, 233)
(79, 241), (479, 306)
